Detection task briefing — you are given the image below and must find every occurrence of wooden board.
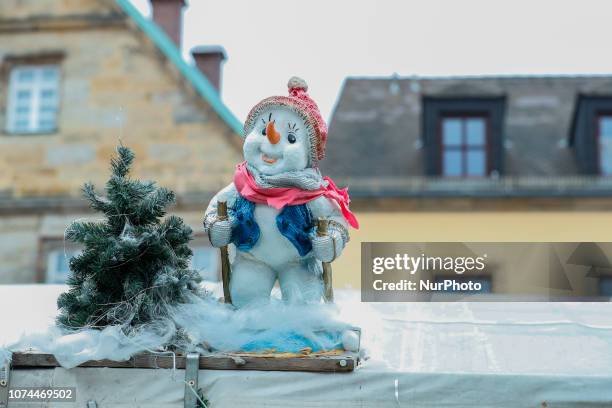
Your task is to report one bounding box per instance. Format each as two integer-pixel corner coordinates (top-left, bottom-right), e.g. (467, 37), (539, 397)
(9, 351), (359, 373)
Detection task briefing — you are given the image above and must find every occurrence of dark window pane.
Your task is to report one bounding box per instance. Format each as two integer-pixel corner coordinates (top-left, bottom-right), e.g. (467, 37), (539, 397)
(600, 116), (612, 175)
(601, 117), (612, 138)
(38, 119), (56, 130)
(466, 118), (485, 146)
(599, 277), (612, 297)
(15, 120), (29, 131)
(442, 118), (462, 146)
(17, 90), (31, 100)
(443, 150), (462, 176)
(40, 89), (56, 100)
(42, 67), (58, 81)
(601, 149), (612, 175)
(466, 150), (486, 176)
(17, 69), (34, 82)
(40, 105), (56, 113)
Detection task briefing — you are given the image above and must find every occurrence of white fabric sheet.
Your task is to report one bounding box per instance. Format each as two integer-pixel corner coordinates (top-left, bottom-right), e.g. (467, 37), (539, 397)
(2, 285), (612, 407)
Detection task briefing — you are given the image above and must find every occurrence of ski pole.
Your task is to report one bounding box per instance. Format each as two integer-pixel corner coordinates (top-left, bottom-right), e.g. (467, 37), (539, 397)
(217, 201), (232, 305)
(316, 218), (334, 303)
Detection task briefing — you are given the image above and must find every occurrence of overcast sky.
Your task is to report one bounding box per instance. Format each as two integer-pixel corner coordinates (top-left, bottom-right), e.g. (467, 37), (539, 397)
(131, 0), (612, 122)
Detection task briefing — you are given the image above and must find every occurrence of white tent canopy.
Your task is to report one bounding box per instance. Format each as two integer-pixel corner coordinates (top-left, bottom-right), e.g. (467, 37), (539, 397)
(2, 285), (612, 407)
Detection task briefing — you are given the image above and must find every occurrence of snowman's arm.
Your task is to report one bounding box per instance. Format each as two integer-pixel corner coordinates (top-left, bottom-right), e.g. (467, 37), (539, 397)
(203, 182), (238, 243)
(308, 196), (350, 262)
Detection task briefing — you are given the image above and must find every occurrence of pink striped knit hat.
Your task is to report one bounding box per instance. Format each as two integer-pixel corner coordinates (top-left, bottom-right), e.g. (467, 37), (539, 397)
(243, 77), (328, 165)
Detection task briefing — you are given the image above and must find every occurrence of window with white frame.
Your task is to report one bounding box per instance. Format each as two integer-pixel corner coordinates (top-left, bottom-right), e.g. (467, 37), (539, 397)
(191, 246), (220, 282)
(46, 248), (79, 284)
(6, 65), (60, 134)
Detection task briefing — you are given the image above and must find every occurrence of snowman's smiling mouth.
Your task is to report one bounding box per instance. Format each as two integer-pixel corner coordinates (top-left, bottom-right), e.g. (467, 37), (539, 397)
(261, 153), (279, 164)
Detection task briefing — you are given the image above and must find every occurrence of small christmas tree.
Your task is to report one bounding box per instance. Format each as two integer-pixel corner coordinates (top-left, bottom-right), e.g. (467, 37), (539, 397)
(57, 145), (203, 330)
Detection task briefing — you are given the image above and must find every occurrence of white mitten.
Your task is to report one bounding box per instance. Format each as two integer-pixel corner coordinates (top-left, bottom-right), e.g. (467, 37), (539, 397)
(208, 219), (232, 248)
(312, 231), (344, 263)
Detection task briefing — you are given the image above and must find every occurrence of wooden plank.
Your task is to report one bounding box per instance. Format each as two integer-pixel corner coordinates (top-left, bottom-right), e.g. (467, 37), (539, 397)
(10, 351), (358, 373)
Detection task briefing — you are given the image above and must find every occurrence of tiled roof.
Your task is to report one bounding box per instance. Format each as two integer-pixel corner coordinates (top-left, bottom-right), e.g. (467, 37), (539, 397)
(115, 0), (242, 135)
(323, 75), (612, 196)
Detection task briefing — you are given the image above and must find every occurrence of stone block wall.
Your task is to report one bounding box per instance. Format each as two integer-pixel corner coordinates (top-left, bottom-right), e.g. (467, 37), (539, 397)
(0, 0), (243, 282)
(0, 0), (242, 199)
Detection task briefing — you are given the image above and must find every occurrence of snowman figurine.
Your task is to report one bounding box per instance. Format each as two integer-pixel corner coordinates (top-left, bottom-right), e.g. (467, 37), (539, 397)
(204, 77), (359, 309)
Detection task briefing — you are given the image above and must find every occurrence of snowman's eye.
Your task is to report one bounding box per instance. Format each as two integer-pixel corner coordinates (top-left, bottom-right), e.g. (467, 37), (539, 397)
(287, 133), (296, 144)
(261, 127), (266, 136)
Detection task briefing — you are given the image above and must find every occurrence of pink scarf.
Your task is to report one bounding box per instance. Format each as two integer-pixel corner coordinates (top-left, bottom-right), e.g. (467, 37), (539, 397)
(233, 162), (359, 229)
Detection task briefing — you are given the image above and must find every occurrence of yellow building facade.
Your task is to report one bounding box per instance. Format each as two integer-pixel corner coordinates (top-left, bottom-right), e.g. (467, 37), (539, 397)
(336, 210), (612, 289)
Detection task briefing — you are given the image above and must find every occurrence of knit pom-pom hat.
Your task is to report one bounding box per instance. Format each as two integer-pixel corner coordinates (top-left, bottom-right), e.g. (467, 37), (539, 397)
(243, 76), (328, 165)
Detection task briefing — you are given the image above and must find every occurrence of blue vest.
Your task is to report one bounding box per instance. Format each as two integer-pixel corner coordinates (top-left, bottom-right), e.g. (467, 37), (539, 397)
(229, 195), (314, 256)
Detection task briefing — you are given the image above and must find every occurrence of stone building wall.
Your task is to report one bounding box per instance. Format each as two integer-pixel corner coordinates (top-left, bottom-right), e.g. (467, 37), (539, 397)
(0, 0), (242, 199)
(0, 0), (242, 283)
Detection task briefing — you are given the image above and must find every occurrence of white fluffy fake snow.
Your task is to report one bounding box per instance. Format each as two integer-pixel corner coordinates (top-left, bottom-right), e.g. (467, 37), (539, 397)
(170, 294), (363, 353)
(1, 287), (377, 369)
(9, 321), (175, 369)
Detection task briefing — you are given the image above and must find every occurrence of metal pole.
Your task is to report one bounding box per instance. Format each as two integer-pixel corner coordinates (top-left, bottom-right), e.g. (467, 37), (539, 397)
(0, 356), (10, 408)
(184, 352), (200, 408)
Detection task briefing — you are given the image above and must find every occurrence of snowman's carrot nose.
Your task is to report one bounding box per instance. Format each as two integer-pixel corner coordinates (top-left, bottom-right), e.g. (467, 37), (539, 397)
(266, 121), (281, 144)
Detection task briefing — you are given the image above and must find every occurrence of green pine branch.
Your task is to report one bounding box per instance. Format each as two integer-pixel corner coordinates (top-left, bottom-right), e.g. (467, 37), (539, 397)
(56, 145), (204, 331)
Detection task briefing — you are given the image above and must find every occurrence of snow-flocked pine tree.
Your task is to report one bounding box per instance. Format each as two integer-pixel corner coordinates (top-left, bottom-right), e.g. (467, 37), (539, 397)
(57, 145), (203, 329)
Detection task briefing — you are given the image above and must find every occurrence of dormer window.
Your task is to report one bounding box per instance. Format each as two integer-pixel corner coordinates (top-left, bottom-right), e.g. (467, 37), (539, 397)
(569, 96), (612, 175)
(422, 97), (505, 177)
(441, 116), (487, 177)
(598, 115), (612, 175)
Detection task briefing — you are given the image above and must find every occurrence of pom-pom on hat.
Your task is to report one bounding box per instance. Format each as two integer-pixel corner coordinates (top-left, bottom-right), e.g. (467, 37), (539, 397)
(243, 76), (328, 165)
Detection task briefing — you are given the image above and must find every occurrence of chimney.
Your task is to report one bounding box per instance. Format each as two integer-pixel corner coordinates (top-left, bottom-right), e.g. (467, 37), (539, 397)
(150, 0), (186, 48)
(191, 46), (227, 93)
